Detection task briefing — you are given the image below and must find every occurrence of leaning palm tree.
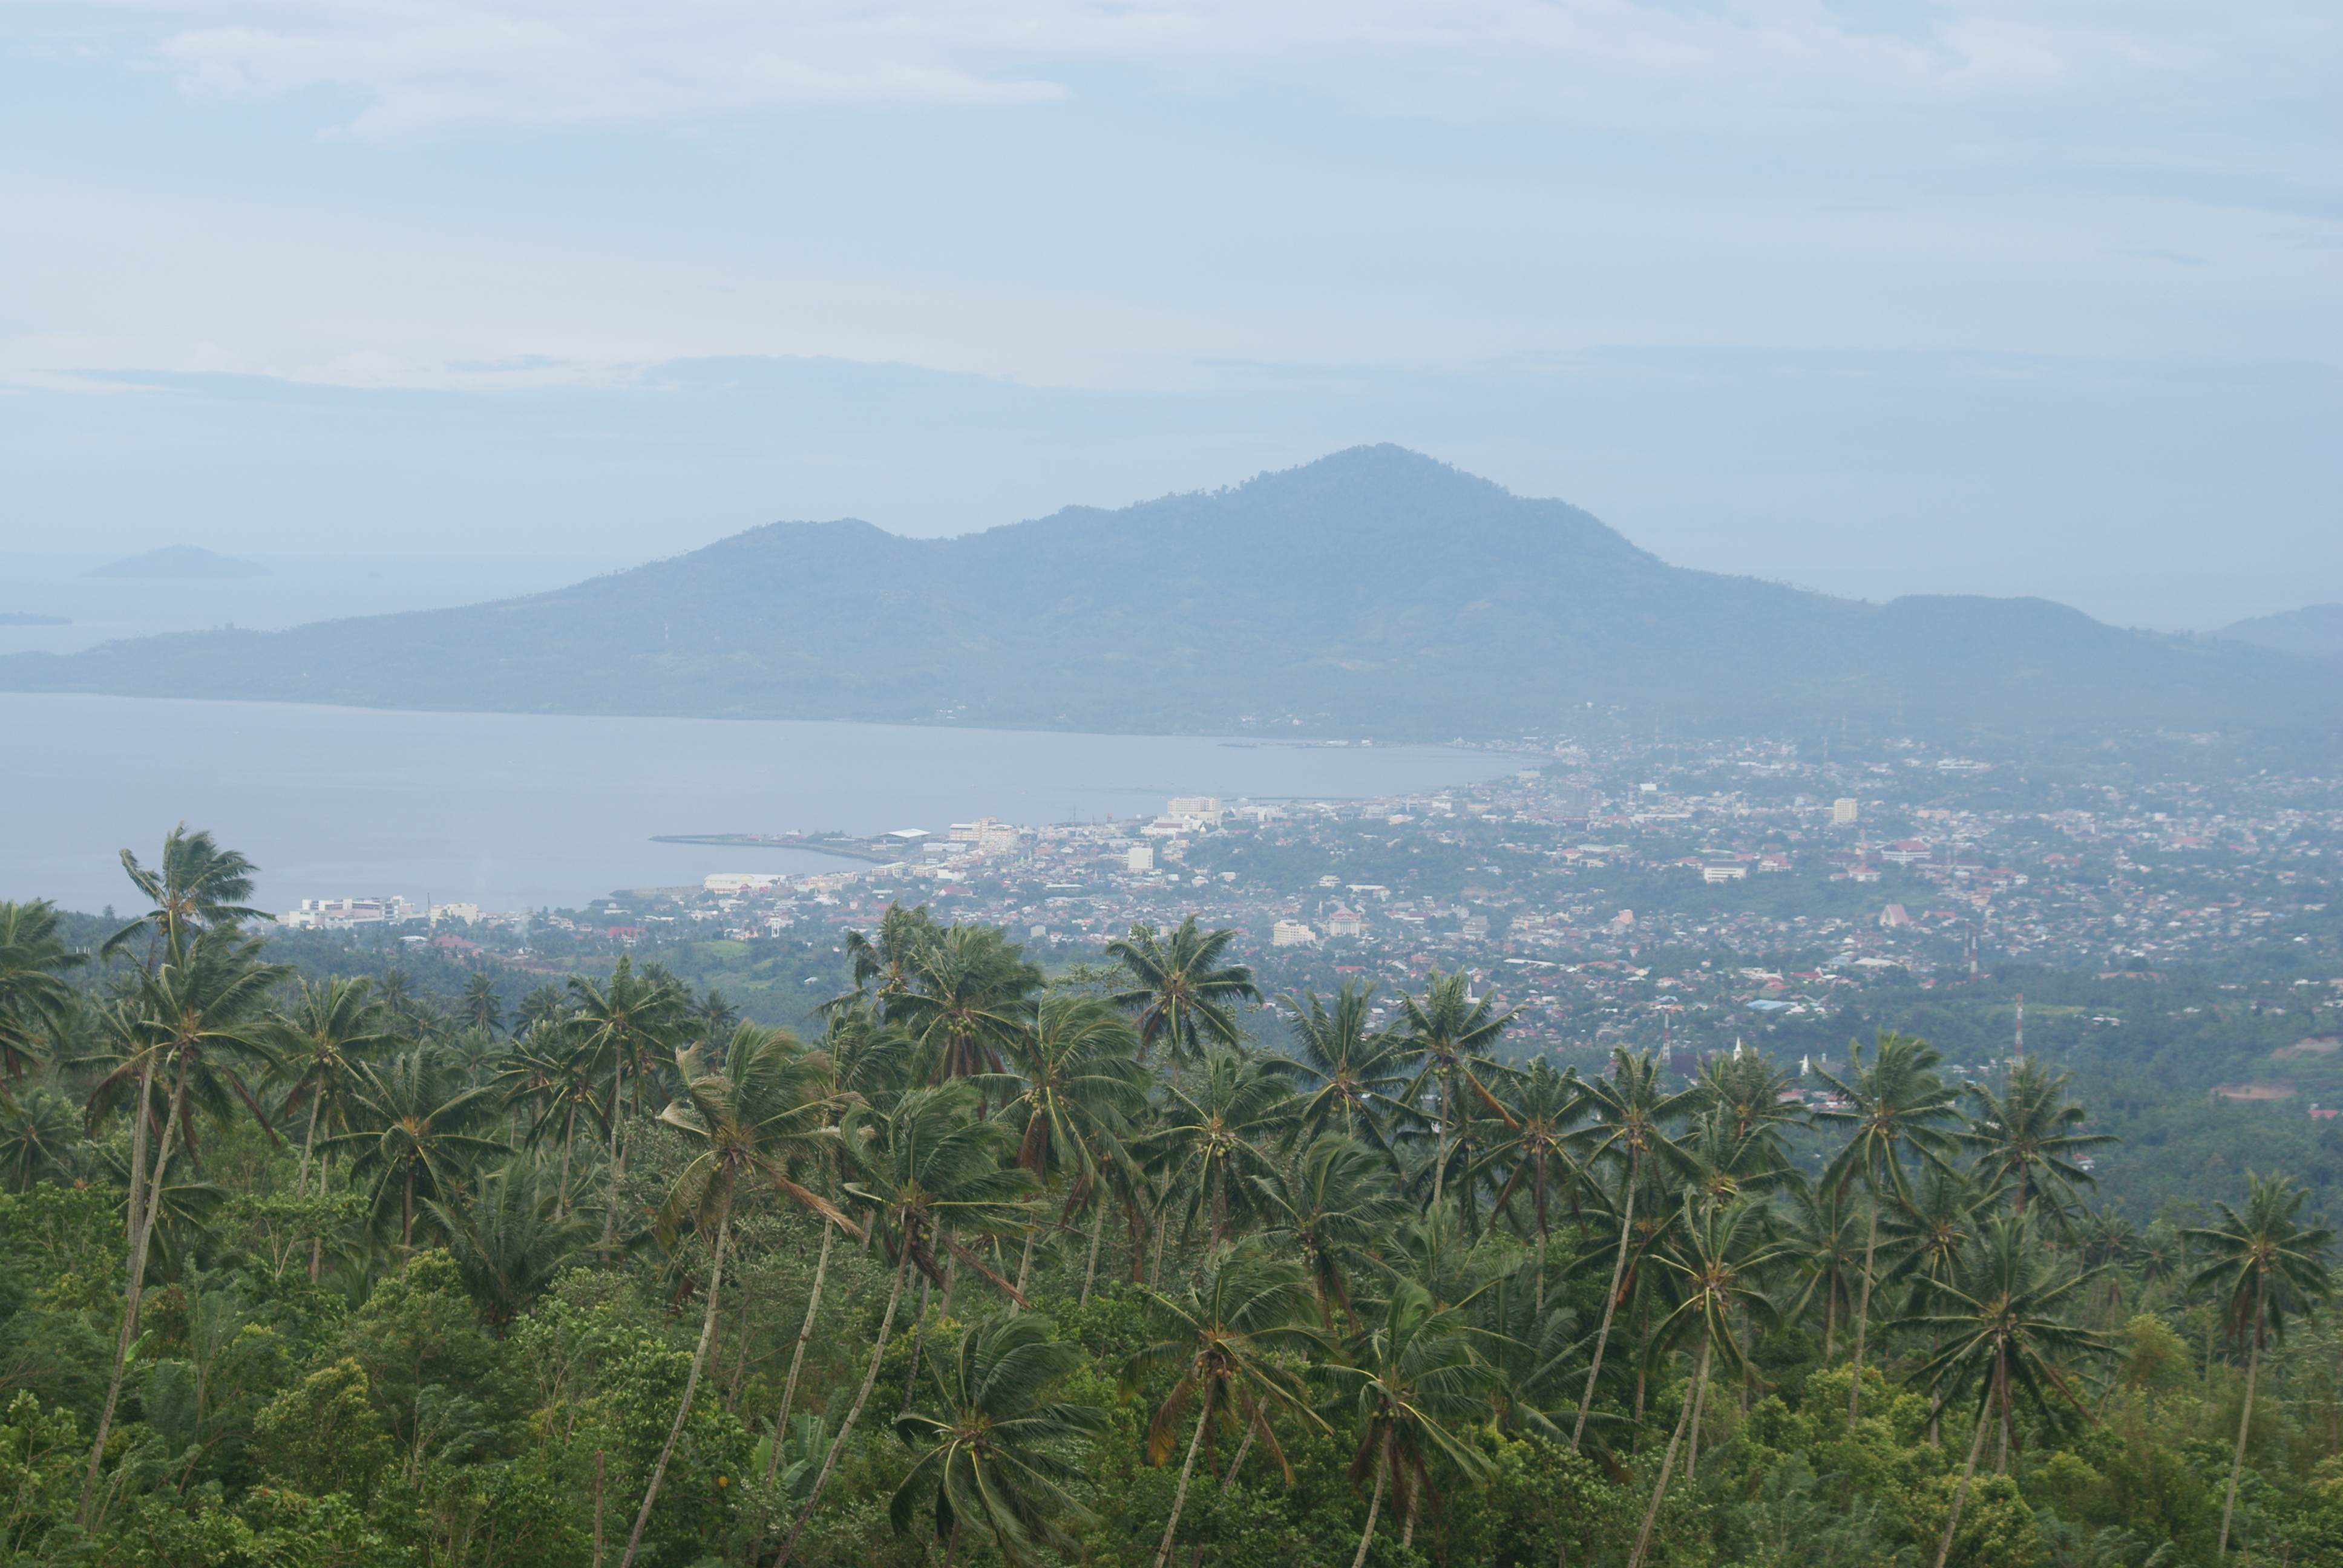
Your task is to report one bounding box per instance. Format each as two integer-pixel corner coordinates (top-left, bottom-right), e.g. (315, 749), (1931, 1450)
(1106, 913), (1260, 1067)
(1123, 1242), (1331, 1568)
(1814, 1030), (1967, 1428)
(0, 900), (87, 1082)
(1395, 967), (1520, 1212)
(1964, 1057), (2117, 1220)
(890, 1313), (1110, 1566)
(771, 1082), (1038, 1568)
(1323, 1277), (1496, 1566)
(1568, 1047), (1700, 1449)
(98, 823), (267, 969)
(1286, 982), (1413, 1154)
(323, 1048), (506, 1252)
(1251, 1132), (1413, 1331)
(2186, 1172), (2336, 1561)
(77, 925), (287, 1523)
(1895, 1215), (2114, 1568)
(615, 1027), (857, 1568)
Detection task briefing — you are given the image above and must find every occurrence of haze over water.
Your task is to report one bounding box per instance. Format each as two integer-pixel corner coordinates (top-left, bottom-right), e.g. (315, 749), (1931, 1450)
(3, 694), (1517, 915)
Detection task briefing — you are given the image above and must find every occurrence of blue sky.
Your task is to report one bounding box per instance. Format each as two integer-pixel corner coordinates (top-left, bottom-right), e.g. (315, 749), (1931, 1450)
(1, 0), (2335, 630)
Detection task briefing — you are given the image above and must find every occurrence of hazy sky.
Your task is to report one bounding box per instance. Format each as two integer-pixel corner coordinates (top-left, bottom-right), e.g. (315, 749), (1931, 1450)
(2, 0), (2336, 630)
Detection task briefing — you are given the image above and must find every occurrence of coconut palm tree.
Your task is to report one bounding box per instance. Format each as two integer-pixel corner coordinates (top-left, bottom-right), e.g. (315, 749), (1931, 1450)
(77, 925), (287, 1523)
(0, 1085), (83, 1192)
(983, 993), (1148, 1298)
(1251, 1132), (1413, 1331)
(837, 901), (943, 1016)
(1965, 1057), (2117, 1220)
(1395, 967), (1520, 1212)
(1814, 1030), (1967, 1428)
(890, 1313), (1110, 1566)
(456, 973), (505, 1035)
(1122, 1243), (1330, 1568)
(1473, 1059), (1584, 1312)
(1286, 982), (1413, 1154)
(1106, 913), (1260, 1067)
(1895, 1215), (2113, 1568)
(1625, 1196), (1791, 1568)
(272, 976), (397, 1199)
(324, 1047), (506, 1251)
(422, 1158), (594, 1333)
(1144, 1048), (1302, 1248)
(99, 824), (268, 970)
(0, 900), (86, 1082)
(568, 956), (689, 1250)
(1322, 1277), (1496, 1566)
(1778, 1181), (1866, 1360)
(2186, 1172), (2336, 1561)
(892, 924), (1042, 1089)
(1692, 1045), (1806, 1163)
(771, 1082), (1038, 1568)
(617, 1026), (857, 1568)
(1568, 1047), (1700, 1449)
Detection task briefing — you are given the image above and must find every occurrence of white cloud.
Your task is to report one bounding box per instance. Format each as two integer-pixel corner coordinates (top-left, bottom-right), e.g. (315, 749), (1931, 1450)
(4, 0), (2328, 154)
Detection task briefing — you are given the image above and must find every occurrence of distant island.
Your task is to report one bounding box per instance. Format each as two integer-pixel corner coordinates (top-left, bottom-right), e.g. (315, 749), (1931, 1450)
(5, 446), (2335, 742)
(2217, 603), (2343, 662)
(0, 612), (70, 626)
(85, 544), (269, 578)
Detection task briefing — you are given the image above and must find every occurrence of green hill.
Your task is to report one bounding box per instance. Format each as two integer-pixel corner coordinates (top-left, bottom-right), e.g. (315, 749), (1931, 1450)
(2, 446), (2329, 741)
(2217, 603), (2343, 662)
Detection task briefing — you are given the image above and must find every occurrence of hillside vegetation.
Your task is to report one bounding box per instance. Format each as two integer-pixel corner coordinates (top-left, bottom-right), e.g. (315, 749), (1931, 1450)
(6, 827), (2343, 1568)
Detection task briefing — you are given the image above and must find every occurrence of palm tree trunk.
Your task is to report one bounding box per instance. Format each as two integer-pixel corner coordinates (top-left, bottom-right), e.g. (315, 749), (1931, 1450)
(1934, 1380), (1998, 1568)
(297, 1092), (322, 1197)
(601, 1078), (623, 1258)
(1685, 1336), (1714, 1483)
(2221, 1322), (2263, 1561)
(1627, 1341), (1703, 1568)
(1572, 1148), (1640, 1449)
(556, 1100), (577, 1222)
(1081, 1200), (1106, 1307)
(81, 1051), (183, 1525)
(900, 1275), (934, 1413)
(725, 1282), (755, 1411)
(1012, 1224), (1037, 1313)
(1152, 1384), (1214, 1568)
(1224, 1408), (1259, 1486)
(772, 1243), (911, 1568)
(618, 1204), (729, 1568)
(1432, 1074), (1451, 1214)
(1348, 1433), (1389, 1568)
(1846, 1183), (1881, 1430)
(772, 1221), (833, 1440)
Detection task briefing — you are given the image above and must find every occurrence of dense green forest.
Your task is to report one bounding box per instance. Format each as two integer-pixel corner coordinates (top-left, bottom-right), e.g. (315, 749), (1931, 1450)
(5, 826), (2343, 1568)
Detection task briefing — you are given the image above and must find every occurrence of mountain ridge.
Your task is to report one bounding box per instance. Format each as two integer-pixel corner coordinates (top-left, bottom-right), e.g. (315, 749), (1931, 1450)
(3, 446), (2329, 742)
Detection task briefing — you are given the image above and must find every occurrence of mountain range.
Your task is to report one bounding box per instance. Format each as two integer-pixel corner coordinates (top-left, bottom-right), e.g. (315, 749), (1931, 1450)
(4, 446), (2331, 743)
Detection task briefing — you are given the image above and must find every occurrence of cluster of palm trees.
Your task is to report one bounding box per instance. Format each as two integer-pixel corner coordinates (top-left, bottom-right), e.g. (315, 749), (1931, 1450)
(1, 827), (2333, 1568)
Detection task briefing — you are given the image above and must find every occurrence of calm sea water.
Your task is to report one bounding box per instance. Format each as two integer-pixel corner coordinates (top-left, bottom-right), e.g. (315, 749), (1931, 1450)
(3, 694), (1518, 914)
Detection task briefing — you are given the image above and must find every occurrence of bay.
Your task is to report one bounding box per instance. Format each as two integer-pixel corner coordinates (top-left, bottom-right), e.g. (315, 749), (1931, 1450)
(2, 694), (1516, 915)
